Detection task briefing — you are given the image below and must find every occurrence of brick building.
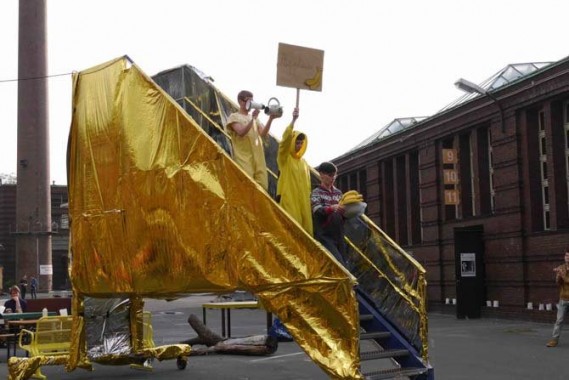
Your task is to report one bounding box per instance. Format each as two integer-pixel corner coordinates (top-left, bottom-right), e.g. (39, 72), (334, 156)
(0, 183), (69, 291)
(333, 55), (569, 319)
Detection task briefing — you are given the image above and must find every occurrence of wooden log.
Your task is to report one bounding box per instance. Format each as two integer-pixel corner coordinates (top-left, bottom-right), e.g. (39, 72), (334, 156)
(186, 313), (224, 346)
(211, 335), (278, 355)
(184, 313), (278, 356)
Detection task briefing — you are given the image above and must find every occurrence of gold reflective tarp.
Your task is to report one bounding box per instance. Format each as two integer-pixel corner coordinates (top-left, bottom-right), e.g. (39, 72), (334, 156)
(67, 56), (361, 379)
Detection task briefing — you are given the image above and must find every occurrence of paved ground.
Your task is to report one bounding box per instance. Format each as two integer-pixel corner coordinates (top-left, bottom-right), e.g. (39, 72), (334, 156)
(0, 293), (566, 379)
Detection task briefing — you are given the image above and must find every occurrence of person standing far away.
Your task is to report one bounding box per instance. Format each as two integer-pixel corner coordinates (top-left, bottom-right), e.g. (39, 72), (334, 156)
(547, 249), (569, 347)
(19, 274), (28, 299)
(30, 276), (38, 299)
(276, 107), (313, 235)
(311, 162), (346, 266)
(4, 285), (27, 313)
(226, 90), (281, 191)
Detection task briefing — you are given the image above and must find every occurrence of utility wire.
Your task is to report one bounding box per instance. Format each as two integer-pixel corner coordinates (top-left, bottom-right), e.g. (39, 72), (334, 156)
(1, 56), (135, 83)
(0, 72), (73, 83)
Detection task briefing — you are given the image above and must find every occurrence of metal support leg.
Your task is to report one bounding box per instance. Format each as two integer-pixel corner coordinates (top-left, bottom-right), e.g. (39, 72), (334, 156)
(227, 309), (231, 338)
(266, 312), (273, 333)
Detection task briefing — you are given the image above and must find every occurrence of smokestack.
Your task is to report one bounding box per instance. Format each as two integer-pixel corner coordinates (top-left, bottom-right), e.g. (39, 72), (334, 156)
(16, 0), (52, 291)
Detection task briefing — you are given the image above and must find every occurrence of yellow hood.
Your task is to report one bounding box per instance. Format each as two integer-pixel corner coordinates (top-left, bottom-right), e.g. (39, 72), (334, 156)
(289, 130), (307, 160)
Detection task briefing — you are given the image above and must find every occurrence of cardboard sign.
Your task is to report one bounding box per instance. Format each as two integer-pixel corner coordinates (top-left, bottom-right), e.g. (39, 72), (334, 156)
(277, 43), (324, 91)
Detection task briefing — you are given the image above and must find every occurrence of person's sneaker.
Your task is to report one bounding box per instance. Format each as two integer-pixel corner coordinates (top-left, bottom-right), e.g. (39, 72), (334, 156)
(546, 339), (558, 347)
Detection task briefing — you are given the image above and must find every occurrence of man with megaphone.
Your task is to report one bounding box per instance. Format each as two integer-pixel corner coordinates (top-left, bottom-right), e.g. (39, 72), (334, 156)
(226, 90), (281, 190)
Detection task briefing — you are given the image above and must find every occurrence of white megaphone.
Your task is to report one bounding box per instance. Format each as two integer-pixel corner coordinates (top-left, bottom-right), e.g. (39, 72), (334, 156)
(246, 100), (266, 111)
(246, 97), (283, 117)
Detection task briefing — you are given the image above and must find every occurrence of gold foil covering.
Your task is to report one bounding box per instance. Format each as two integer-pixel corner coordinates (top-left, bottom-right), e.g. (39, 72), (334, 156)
(9, 355), (70, 380)
(67, 57), (361, 379)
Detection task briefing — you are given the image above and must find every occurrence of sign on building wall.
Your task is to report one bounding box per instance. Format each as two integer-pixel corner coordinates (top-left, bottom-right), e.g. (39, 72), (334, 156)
(442, 149), (458, 164)
(460, 252), (476, 277)
(442, 148), (459, 205)
(444, 189), (459, 205)
(40, 265), (53, 275)
(443, 169), (458, 184)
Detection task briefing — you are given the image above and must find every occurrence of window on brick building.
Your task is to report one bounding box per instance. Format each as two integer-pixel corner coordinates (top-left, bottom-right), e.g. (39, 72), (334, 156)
(377, 161), (383, 226)
(373, 152), (420, 245)
(409, 151), (421, 244)
(565, 101), (569, 217)
(382, 159), (396, 237)
(487, 128), (496, 214)
(459, 133), (473, 218)
(539, 110), (551, 230)
(358, 169), (367, 202)
(476, 126), (493, 215)
(396, 155), (408, 245)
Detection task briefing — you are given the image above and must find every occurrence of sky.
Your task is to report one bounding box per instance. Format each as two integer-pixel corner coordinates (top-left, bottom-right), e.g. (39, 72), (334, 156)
(1, 0), (568, 185)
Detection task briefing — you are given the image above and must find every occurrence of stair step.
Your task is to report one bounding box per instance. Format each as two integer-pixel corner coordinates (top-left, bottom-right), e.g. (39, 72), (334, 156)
(361, 331), (391, 340)
(364, 366), (428, 380)
(360, 348), (410, 361)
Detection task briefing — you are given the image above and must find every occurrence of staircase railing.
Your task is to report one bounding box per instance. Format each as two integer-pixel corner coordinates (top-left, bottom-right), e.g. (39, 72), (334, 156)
(344, 214), (428, 362)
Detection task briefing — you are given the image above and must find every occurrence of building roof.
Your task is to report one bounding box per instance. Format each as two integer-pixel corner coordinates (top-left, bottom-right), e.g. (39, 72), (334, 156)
(438, 62), (552, 112)
(351, 117), (428, 150)
(345, 62), (553, 156)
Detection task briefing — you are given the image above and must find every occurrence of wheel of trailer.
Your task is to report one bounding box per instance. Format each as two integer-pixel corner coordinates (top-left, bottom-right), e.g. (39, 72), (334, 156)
(176, 356), (187, 370)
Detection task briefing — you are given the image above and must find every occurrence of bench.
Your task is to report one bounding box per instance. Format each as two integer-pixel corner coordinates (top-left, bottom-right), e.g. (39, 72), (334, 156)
(202, 301), (272, 338)
(18, 315), (73, 380)
(0, 312), (57, 361)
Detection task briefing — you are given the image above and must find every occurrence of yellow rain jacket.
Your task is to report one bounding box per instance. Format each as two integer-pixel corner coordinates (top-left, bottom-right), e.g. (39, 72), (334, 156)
(277, 124), (313, 235)
(226, 112), (268, 190)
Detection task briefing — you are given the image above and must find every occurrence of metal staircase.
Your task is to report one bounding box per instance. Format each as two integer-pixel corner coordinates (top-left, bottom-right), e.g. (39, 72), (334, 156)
(358, 291), (432, 379)
(152, 65), (434, 380)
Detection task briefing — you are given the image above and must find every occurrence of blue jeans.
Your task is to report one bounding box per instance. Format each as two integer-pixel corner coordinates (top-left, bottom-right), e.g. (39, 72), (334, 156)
(552, 299), (569, 340)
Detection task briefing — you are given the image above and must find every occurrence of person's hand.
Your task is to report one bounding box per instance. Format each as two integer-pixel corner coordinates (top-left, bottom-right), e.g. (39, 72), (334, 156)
(292, 107), (299, 122)
(252, 109), (260, 119)
(11, 296), (18, 301)
(331, 204), (344, 212)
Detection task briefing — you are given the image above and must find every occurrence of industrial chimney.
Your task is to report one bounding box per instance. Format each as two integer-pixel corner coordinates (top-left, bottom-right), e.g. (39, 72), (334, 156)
(16, 0), (53, 292)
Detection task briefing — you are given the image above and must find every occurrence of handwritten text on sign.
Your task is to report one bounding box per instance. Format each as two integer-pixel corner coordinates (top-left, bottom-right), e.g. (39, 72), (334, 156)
(277, 43), (324, 91)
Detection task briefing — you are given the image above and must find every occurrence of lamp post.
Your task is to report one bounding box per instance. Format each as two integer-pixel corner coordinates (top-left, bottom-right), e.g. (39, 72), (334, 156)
(454, 78), (505, 133)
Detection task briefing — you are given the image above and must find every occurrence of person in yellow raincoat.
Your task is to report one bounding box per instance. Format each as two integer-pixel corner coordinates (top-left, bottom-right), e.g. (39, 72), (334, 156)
(276, 107), (313, 235)
(270, 107), (313, 342)
(226, 90), (279, 190)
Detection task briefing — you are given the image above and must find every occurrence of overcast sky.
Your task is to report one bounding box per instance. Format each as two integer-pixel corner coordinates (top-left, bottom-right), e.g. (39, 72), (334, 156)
(1, 0), (568, 185)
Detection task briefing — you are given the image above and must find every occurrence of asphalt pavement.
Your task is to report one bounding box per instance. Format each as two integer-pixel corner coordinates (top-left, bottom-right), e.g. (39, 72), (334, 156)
(0, 294), (566, 379)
